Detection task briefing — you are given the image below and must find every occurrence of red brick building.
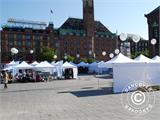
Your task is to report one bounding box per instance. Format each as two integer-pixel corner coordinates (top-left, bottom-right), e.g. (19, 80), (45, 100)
(0, 0), (117, 63)
(145, 6), (160, 57)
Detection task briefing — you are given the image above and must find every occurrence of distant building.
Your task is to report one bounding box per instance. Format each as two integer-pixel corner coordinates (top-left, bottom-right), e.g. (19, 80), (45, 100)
(119, 34), (149, 57)
(1, 0), (117, 63)
(145, 6), (160, 57)
(1, 19), (54, 62)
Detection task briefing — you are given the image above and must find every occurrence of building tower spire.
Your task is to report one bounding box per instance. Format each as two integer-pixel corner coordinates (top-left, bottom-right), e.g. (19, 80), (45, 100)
(83, 0), (95, 37)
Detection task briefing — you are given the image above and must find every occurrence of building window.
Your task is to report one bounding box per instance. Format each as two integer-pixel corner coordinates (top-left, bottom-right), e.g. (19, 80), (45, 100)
(18, 41), (22, 46)
(26, 41), (31, 47)
(17, 34), (23, 40)
(153, 28), (158, 38)
(8, 33), (14, 39)
(26, 34), (31, 40)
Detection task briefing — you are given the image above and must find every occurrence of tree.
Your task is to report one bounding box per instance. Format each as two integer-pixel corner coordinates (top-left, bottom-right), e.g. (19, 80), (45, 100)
(87, 58), (96, 63)
(37, 47), (56, 62)
(80, 58), (88, 63)
(131, 49), (149, 59)
(67, 55), (76, 62)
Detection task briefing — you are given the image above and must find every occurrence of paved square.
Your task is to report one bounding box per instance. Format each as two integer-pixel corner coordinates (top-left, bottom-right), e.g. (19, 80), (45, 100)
(0, 75), (160, 120)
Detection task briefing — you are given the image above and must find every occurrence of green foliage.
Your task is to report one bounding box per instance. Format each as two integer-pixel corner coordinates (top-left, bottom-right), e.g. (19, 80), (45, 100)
(37, 47), (56, 62)
(131, 49), (149, 59)
(87, 58), (96, 63)
(66, 55), (76, 62)
(80, 58), (88, 63)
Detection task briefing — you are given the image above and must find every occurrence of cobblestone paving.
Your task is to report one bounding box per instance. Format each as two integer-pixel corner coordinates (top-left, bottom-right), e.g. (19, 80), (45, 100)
(0, 75), (160, 120)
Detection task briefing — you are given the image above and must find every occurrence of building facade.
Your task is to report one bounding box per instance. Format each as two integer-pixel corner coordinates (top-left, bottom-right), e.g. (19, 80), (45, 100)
(1, 19), (54, 62)
(119, 34), (149, 58)
(1, 0), (117, 63)
(145, 6), (160, 57)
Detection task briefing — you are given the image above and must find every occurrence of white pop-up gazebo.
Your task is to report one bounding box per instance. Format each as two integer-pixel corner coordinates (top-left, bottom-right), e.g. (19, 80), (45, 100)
(113, 54), (160, 93)
(77, 62), (89, 67)
(34, 61), (55, 73)
(105, 53), (134, 68)
(152, 56), (160, 62)
(62, 62), (78, 79)
(31, 61), (39, 66)
(134, 54), (155, 63)
(15, 61), (33, 69)
(89, 62), (98, 73)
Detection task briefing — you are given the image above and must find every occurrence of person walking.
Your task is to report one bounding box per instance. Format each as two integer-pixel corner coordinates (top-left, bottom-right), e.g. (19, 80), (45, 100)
(2, 70), (9, 88)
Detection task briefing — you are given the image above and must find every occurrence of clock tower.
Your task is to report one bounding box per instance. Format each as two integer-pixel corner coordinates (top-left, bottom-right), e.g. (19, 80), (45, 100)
(83, 0), (95, 37)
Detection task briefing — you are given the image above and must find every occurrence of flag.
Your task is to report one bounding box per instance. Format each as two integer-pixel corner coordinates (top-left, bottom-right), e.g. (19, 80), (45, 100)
(50, 9), (53, 14)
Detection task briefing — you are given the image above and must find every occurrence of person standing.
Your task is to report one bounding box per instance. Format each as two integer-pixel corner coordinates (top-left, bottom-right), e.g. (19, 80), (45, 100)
(2, 70), (9, 88)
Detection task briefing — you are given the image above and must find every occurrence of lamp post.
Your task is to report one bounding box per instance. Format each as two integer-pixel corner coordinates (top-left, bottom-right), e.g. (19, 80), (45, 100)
(30, 50), (34, 62)
(54, 55), (57, 60)
(11, 48), (18, 61)
(64, 55), (68, 61)
(76, 54), (80, 63)
(132, 34), (140, 56)
(151, 38), (157, 57)
(114, 49), (120, 55)
(89, 50), (92, 57)
(119, 33), (127, 55)
(102, 51), (106, 56)
(109, 53), (114, 59)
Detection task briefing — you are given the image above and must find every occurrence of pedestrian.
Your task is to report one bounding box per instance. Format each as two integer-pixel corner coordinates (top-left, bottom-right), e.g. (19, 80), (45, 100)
(2, 70), (9, 88)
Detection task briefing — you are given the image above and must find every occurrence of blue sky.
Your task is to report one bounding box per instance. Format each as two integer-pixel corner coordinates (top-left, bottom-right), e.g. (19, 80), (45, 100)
(1, 0), (159, 39)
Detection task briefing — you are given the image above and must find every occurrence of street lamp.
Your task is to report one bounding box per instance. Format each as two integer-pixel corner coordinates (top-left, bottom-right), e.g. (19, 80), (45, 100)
(151, 38), (157, 56)
(102, 51), (106, 56)
(109, 53), (114, 59)
(30, 50), (34, 62)
(120, 33), (127, 42)
(11, 48), (18, 61)
(76, 54), (80, 58)
(114, 49), (120, 55)
(64, 55), (68, 60)
(30, 50), (34, 54)
(119, 33), (127, 55)
(132, 34), (140, 55)
(54, 55), (57, 59)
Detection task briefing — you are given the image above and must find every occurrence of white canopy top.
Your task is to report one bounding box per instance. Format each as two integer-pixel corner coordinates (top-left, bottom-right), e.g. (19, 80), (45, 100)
(89, 62), (97, 66)
(7, 61), (19, 66)
(31, 61), (39, 66)
(35, 61), (54, 68)
(105, 53), (134, 68)
(77, 62), (89, 67)
(97, 61), (105, 68)
(134, 54), (154, 63)
(107, 53), (134, 63)
(15, 61), (33, 69)
(152, 56), (160, 62)
(69, 62), (77, 66)
(62, 62), (77, 69)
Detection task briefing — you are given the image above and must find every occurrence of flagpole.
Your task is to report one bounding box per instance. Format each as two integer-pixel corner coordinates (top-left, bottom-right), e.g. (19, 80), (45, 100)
(50, 9), (53, 23)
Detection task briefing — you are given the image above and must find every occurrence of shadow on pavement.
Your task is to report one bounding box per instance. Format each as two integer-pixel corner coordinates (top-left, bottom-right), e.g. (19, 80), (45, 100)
(70, 87), (113, 97)
(0, 87), (55, 93)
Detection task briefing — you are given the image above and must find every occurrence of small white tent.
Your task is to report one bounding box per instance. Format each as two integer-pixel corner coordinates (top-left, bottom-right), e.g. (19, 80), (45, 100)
(89, 62), (98, 73)
(62, 62), (78, 79)
(152, 56), (160, 62)
(134, 54), (154, 63)
(105, 53), (134, 68)
(15, 61), (33, 69)
(77, 62), (89, 67)
(31, 61), (39, 66)
(35, 61), (55, 73)
(97, 61), (108, 74)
